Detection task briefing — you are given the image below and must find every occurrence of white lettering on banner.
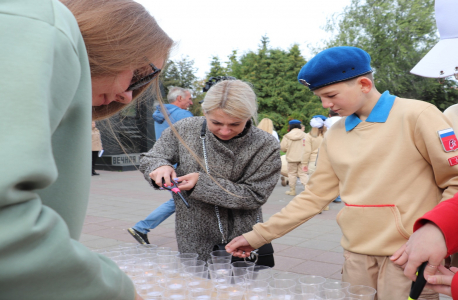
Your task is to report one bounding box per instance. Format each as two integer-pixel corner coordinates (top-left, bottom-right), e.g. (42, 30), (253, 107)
(111, 154), (140, 166)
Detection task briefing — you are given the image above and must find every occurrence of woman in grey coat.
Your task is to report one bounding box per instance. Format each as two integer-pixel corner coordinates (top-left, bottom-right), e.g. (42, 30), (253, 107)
(139, 80), (281, 261)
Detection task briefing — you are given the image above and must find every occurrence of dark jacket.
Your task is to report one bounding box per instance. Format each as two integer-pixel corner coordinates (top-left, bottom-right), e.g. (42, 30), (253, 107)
(140, 117), (281, 261)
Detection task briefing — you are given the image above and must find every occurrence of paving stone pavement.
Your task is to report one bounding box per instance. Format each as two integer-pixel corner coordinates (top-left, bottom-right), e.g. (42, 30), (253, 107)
(81, 170), (451, 299)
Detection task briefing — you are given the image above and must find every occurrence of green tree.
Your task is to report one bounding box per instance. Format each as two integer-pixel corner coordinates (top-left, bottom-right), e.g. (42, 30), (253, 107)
(160, 56), (198, 98)
(322, 0), (458, 109)
(206, 56), (228, 79)
(227, 36), (327, 137)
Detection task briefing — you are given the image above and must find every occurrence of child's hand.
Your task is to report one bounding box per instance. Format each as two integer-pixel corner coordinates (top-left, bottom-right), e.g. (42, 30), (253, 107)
(225, 235), (255, 258)
(424, 265), (457, 297)
(390, 222), (447, 281)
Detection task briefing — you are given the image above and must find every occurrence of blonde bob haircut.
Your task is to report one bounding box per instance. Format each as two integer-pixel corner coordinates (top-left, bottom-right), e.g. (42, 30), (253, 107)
(61, 0), (174, 120)
(257, 118), (274, 135)
(201, 80), (258, 123)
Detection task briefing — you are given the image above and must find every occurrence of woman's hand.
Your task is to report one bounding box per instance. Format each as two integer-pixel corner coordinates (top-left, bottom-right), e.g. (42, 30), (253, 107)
(176, 173), (199, 191)
(390, 222), (447, 281)
(149, 165), (176, 187)
(302, 165), (308, 172)
(225, 236), (256, 258)
(425, 265), (457, 297)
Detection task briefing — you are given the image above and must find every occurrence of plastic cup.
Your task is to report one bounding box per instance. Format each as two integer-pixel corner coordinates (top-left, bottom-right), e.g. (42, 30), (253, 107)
(347, 285), (376, 300)
(123, 247), (147, 256)
(269, 279), (296, 299)
(113, 255), (137, 272)
(209, 264), (232, 287)
(245, 280), (269, 300)
(115, 243), (138, 250)
(188, 286), (214, 299)
(231, 261), (255, 276)
(315, 290), (346, 299)
(273, 271), (301, 281)
(323, 280), (351, 295)
(215, 280), (246, 300)
(175, 253), (198, 264)
(246, 270), (271, 281)
(182, 259), (206, 270)
(137, 244), (158, 253)
(299, 275), (326, 293)
(156, 246), (172, 252)
(210, 250), (232, 264)
(186, 271), (211, 289)
(252, 265), (272, 273)
(141, 285), (164, 299)
(158, 261), (182, 278)
(184, 265), (209, 276)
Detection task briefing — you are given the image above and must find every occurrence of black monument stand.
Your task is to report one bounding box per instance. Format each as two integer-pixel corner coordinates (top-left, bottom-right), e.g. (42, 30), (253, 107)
(95, 94), (157, 172)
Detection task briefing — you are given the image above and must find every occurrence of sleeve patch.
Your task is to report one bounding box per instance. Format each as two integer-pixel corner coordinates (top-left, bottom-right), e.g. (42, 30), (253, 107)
(448, 156), (458, 166)
(438, 128), (458, 152)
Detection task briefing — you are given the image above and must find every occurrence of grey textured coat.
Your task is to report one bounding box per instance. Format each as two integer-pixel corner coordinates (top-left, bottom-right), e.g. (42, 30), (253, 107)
(139, 117), (281, 261)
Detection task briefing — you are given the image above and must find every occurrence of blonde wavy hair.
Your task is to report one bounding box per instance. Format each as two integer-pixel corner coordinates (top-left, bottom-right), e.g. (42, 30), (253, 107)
(61, 0), (173, 120)
(201, 80), (258, 123)
(257, 118), (274, 135)
(310, 126), (327, 137)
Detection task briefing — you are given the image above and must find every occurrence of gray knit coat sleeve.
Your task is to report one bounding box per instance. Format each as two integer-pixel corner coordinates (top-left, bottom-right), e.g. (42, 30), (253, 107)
(190, 146), (280, 210)
(139, 125), (180, 186)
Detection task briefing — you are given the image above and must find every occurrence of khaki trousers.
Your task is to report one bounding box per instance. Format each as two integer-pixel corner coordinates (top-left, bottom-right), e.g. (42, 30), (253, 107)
(287, 162), (308, 189)
(342, 250), (439, 300)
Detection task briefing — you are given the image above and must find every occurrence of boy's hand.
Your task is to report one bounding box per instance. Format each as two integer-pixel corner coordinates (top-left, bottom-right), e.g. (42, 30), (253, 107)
(390, 222), (447, 281)
(225, 236), (255, 258)
(424, 265), (457, 297)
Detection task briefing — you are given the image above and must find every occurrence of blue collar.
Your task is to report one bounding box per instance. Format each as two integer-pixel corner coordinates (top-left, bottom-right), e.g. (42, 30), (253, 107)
(345, 91), (396, 131)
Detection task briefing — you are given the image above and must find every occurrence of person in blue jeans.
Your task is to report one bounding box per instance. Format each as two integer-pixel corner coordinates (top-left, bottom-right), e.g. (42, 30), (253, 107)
(128, 86), (193, 244)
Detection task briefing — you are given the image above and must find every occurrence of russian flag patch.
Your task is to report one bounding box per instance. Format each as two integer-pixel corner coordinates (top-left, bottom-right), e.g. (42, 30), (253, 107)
(438, 128), (458, 152)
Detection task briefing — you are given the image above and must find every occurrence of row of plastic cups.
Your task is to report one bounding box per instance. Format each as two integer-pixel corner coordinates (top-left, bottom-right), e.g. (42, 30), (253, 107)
(268, 279), (376, 300)
(135, 266), (375, 299)
(111, 251), (198, 269)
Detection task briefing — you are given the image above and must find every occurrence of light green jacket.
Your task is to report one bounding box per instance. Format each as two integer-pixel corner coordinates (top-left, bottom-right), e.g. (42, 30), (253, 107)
(0, 0), (134, 299)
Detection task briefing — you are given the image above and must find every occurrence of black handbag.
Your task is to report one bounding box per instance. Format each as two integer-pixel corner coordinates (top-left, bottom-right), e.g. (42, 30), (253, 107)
(212, 243), (275, 267)
(200, 120), (275, 267)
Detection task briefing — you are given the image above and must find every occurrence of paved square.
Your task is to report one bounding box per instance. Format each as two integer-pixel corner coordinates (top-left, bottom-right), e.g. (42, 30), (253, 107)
(81, 170), (451, 299)
(83, 170), (344, 279)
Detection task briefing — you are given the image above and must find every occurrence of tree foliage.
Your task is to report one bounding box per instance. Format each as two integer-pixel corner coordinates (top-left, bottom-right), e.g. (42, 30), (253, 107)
(160, 56), (204, 116)
(224, 36), (328, 135)
(160, 56), (198, 96)
(323, 0), (458, 110)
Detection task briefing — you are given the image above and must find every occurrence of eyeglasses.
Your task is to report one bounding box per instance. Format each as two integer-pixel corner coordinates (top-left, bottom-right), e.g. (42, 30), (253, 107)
(127, 63), (161, 91)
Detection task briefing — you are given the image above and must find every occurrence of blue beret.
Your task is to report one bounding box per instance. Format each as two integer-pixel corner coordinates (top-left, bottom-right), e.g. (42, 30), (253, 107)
(312, 115), (327, 121)
(289, 119), (301, 125)
(298, 46), (373, 91)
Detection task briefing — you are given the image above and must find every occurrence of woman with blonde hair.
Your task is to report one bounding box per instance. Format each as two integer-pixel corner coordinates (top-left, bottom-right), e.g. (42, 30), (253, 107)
(139, 80), (281, 261)
(0, 0), (172, 299)
(257, 118), (280, 141)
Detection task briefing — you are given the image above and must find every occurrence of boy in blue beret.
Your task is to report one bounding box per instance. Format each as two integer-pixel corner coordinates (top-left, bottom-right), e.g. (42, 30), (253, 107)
(227, 46), (458, 299)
